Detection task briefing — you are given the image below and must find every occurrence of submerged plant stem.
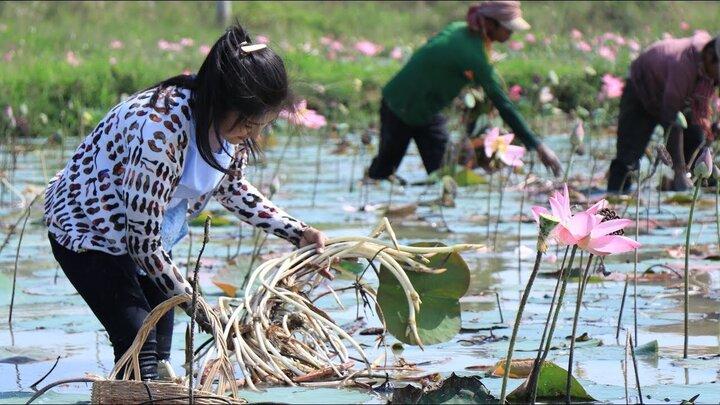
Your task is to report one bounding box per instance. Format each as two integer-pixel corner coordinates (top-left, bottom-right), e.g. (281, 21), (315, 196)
(189, 217), (211, 403)
(566, 253), (595, 403)
(683, 180), (700, 359)
(528, 245), (571, 402)
(499, 245), (544, 403)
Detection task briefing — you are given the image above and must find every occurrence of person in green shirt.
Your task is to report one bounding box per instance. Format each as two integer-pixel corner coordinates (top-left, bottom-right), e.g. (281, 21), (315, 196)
(367, 1), (562, 182)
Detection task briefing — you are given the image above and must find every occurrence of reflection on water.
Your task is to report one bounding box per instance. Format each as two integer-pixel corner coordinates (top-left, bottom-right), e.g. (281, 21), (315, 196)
(0, 133), (718, 403)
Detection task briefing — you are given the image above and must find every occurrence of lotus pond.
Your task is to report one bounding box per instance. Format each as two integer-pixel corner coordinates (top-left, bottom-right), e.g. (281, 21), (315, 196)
(0, 128), (718, 404)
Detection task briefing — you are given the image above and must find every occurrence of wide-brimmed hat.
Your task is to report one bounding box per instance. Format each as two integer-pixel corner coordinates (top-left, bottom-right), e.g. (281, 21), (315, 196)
(467, 1), (531, 32)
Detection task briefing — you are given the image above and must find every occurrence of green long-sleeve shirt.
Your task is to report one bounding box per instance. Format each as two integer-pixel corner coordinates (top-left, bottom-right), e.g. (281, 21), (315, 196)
(382, 21), (539, 149)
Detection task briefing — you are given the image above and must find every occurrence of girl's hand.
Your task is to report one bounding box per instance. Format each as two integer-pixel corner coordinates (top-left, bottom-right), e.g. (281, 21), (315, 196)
(299, 227), (327, 253)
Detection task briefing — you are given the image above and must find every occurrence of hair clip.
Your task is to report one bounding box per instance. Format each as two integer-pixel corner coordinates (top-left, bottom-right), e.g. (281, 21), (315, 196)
(240, 41), (267, 54)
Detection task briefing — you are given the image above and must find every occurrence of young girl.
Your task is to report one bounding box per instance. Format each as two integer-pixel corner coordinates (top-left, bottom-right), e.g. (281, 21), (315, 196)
(43, 23), (327, 380)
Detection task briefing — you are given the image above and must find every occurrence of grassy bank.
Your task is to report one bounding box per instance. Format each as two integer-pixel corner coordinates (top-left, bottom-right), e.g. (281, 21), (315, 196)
(0, 1), (718, 137)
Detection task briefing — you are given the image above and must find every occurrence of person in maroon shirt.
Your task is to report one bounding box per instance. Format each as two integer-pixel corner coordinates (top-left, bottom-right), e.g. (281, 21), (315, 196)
(608, 33), (719, 192)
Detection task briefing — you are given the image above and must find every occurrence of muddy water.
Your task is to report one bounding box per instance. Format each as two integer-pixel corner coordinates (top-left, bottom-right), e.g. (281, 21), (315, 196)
(0, 131), (718, 404)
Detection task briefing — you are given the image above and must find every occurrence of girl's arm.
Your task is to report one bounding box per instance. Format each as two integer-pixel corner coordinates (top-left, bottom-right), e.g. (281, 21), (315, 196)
(124, 115), (194, 298)
(214, 148), (308, 246)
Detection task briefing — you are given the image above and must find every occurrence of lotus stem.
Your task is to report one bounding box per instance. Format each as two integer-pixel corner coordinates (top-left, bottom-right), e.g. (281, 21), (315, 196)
(499, 242), (544, 403)
(528, 245), (571, 402)
(634, 178), (640, 345)
(628, 334), (643, 404)
(8, 193), (40, 325)
(716, 180), (719, 251)
(189, 217), (211, 401)
(684, 180), (701, 358)
(566, 253), (595, 404)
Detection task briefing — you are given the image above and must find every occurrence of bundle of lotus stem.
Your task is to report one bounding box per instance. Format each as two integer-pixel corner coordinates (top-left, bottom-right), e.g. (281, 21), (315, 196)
(117, 218), (481, 393)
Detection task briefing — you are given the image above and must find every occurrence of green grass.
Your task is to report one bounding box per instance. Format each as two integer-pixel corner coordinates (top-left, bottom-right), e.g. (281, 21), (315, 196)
(0, 1), (717, 137)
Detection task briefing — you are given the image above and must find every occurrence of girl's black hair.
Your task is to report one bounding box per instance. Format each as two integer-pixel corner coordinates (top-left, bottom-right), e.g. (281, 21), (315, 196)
(147, 22), (293, 174)
(702, 38), (718, 63)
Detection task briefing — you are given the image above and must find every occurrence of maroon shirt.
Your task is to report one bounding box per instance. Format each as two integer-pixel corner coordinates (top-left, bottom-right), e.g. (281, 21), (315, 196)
(630, 32), (716, 135)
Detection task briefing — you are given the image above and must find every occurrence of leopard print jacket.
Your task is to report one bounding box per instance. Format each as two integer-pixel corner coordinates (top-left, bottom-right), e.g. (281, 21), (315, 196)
(44, 87), (307, 297)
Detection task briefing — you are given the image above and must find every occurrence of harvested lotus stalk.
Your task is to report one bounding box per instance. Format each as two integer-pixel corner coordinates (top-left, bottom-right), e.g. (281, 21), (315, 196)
(197, 218), (481, 390)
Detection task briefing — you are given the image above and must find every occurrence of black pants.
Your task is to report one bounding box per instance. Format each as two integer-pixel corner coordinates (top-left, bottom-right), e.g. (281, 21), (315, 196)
(367, 100), (449, 179)
(608, 81), (705, 192)
(49, 234), (174, 380)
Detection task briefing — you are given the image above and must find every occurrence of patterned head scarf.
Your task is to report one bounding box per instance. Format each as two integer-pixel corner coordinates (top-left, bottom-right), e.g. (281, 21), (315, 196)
(466, 1), (530, 33)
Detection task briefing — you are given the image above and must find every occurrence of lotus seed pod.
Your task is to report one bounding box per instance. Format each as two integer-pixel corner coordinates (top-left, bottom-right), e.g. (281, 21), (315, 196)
(675, 112), (688, 129)
(537, 213), (560, 253)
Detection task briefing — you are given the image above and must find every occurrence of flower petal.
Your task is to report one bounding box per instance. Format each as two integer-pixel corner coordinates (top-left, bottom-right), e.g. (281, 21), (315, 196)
(500, 145), (525, 166)
(586, 199), (608, 214)
(585, 235), (640, 256)
(565, 212), (595, 240)
(590, 218), (633, 238)
(531, 206), (550, 223)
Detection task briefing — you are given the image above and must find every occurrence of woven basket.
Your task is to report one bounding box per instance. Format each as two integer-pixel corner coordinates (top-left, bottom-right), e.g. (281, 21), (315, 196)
(100, 295), (243, 403)
(91, 379), (245, 404)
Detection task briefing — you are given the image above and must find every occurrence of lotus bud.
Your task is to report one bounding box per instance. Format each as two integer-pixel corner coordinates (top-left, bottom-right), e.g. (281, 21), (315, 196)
(353, 78), (363, 92)
(692, 147), (712, 179)
(39, 113), (48, 125)
(584, 66), (597, 76)
(652, 124), (664, 139)
(675, 112), (688, 129)
(654, 144), (673, 167)
(570, 119), (585, 148)
(464, 92), (476, 109)
(537, 213), (560, 253)
(548, 70), (559, 86)
(539, 86), (554, 104)
(270, 176), (280, 196)
(19, 103), (28, 116)
(3, 105), (16, 128)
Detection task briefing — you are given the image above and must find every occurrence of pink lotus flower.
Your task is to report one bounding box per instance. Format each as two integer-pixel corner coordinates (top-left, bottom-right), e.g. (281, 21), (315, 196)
(570, 28), (583, 40)
(354, 40), (382, 56)
(66, 51), (80, 66)
(279, 100), (327, 130)
(600, 74), (624, 100)
(508, 40), (524, 51)
(598, 45), (616, 62)
(483, 127), (525, 167)
(680, 21), (690, 31)
(179, 37), (194, 47)
(508, 84), (523, 101)
(390, 46), (403, 60)
(199, 44), (211, 55)
(524, 33), (536, 44)
(256, 35), (269, 44)
(321, 36), (344, 51)
(158, 39), (182, 52)
(531, 185), (640, 256)
(627, 39), (641, 52)
(109, 40), (124, 49)
(575, 41), (592, 53)
(3, 49), (14, 62)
